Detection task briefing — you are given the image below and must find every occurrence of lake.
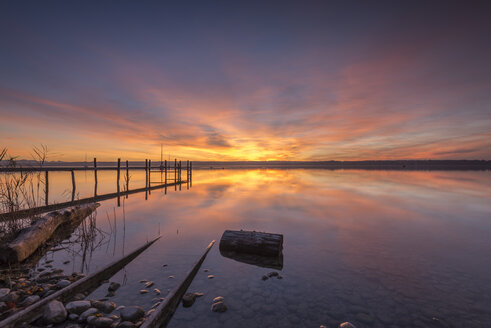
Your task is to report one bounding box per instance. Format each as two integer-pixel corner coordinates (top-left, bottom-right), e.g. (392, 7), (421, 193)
(2, 168), (491, 327)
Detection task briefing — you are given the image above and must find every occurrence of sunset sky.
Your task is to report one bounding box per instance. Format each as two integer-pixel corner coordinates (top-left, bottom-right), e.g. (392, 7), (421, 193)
(1, 1), (490, 161)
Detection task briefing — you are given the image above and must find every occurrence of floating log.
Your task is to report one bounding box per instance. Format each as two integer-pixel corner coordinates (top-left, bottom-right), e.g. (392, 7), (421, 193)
(141, 240), (215, 328)
(0, 204), (99, 263)
(220, 249), (283, 270)
(219, 230), (283, 257)
(0, 235), (161, 328)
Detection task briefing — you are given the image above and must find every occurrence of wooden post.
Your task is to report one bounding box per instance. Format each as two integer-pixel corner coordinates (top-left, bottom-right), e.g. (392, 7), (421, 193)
(44, 170), (49, 206)
(148, 159), (151, 188)
(190, 161), (192, 187)
(71, 170), (76, 202)
(94, 158), (98, 196)
(174, 159), (177, 191)
(117, 158), (121, 207)
(145, 159), (148, 188)
(126, 160), (129, 197)
(164, 160), (167, 185)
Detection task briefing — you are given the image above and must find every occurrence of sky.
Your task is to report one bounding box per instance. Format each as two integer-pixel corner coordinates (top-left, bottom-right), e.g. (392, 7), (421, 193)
(0, 0), (490, 161)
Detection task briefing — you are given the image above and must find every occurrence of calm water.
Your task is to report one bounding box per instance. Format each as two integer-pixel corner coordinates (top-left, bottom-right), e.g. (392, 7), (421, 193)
(4, 169), (491, 327)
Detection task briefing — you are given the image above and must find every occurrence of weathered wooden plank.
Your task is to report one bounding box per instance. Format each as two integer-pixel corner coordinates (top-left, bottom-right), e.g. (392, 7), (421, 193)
(1, 204), (99, 263)
(0, 235), (161, 328)
(141, 240), (215, 328)
(219, 230), (283, 257)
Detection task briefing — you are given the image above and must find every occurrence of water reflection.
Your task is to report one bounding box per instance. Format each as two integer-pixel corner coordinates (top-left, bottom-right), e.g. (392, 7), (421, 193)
(3, 169), (491, 327)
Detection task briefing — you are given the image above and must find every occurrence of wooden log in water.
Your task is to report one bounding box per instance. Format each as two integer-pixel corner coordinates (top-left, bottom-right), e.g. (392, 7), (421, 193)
(0, 235), (161, 328)
(141, 240), (215, 328)
(0, 204), (100, 263)
(219, 230), (283, 257)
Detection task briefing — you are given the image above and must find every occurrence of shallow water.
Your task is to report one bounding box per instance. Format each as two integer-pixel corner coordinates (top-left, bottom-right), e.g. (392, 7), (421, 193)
(5, 169), (491, 327)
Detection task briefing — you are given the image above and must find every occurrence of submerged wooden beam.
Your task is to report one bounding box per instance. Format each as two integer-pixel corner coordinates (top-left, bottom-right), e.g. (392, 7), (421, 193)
(0, 235), (161, 328)
(141, 240), (215, 328)
(0, 204), (100, 263)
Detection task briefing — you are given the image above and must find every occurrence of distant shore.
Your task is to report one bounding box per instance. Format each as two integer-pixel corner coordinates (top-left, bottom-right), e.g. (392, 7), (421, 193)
(1, 160), (490, 171)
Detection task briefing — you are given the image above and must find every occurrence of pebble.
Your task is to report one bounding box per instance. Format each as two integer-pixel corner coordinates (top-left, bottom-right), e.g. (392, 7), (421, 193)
(203, 269), (209, 272)
(0, 288), (10, 299)
(147, 308), (155, 316)
(63, 260), (70, 264)
(262, 275), (269, 281)
(79, 308), (100, 322)
(268, 271), (279, 277)
(43, 300), (67, 324)
(55, 279), (71, 289)
(144, 281), (154, 288)
(154, 288), (161, 294)
(182, 293), (198, 307)
(120, 306), (145, 323)
(65, 300), (92, 315)
(213, 296), (224, 303)
(162, 264), (168, 267)
(68, 313), (79, 321)
(211, 301), (227, 313)
(92, 300), (116, 313)
(151, 302), (161, 309)
(108, 282), (121, 292)
(140, 289), (149, 294)
(118, 321), (137, 328)
(339, 322), (357, 328)
(93, 317), (113, 328)
(139, 280), (148, 283)
(207, 275), (215, 279)
(168, 275), (175, 279)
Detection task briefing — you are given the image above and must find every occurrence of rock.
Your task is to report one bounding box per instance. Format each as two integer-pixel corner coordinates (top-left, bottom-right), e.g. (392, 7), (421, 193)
(79, 307), (100, 322)
(1, 291), (20, 303)
(203, 269), (209, 272)
(108, 282), (121, 292)
(68, 313), (79, 321)
(207, 275), (215, 279)
(268, 271), (279, 277)
(63, 260), (70, 264)
(154, 288), (161, 294)
(339, 323), (357, 328)
(213, 296), (224, 303)
(262, 275), (269, 281)
(147, 308), (155, 316)
(93, 300), (116, 313)
(144, 281), (154, 288)
(277, 275), (283, 279)
(120, 306), (145, 323)
(151, 302), (161, 309)
(22, 295), (40, 306)
(66, 300), (92, 315)
(168, 275), (174, 279)
(55, 279), (71, 289)
(118, 321), (137, 328)
(87, 315), (98, 325)
(0, 288), (10, 299)
(211, 301), (227, 312)
(182, 293), (198, 307)
(93, 317), (114, 327)
(162, 264), (168, 267)
(43, 300), (67, 324)
(116, 305), (125, 311)
(140, 289), (149, 294)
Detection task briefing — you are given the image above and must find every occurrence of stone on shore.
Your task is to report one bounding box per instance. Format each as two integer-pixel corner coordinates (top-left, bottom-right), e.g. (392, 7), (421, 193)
(108, 282), (121, 292)
(93, 300), (116, 313)
(211, 301), (227, 312)
(120, 306), (145, 323)
(66, 300), (92, 315)
(93, 317), (114, 328)
(79, 307), (100, 322)
(339, 322), (357, 328)
(43, 300), (67, 324)
(55, 279), (71, 289)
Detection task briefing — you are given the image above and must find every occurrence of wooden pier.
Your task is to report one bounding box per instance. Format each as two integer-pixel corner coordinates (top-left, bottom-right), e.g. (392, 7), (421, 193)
(0, 158), (193, 221)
